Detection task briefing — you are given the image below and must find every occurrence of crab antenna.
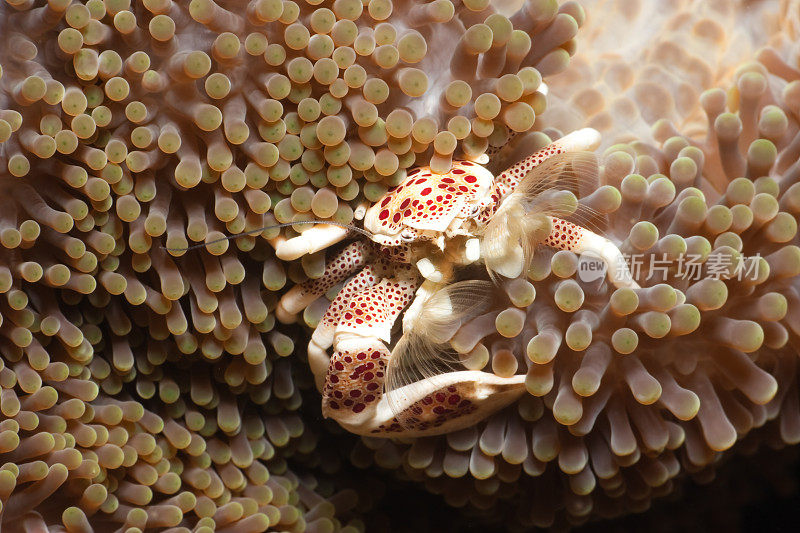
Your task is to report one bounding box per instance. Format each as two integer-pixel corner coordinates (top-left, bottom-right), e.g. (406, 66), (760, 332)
(161, 221), (374, 253)
(494, 128), (602, 199)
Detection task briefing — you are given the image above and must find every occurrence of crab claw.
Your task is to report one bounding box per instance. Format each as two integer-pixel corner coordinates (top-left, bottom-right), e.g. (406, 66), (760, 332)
(273, 224), (349, 260)
(559, 127), (601, 152)
(275, 241), (371, 323)
(545, 217), (641, 289)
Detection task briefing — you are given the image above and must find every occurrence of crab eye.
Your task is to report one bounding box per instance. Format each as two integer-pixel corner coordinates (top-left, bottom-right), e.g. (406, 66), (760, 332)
(400, 230), (415, 242)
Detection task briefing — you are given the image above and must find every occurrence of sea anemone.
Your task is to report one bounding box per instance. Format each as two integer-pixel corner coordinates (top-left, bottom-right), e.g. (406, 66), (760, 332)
(0, 0), (799, 530)
(334, 19), (800, 530)
(0, 0), (586, 529)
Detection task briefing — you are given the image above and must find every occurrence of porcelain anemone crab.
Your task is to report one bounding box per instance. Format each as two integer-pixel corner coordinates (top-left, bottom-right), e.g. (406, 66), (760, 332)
(274, 128), (639, 437)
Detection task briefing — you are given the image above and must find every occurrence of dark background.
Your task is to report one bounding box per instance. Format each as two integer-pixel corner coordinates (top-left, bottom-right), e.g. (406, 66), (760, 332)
(310, 443), (800, 532)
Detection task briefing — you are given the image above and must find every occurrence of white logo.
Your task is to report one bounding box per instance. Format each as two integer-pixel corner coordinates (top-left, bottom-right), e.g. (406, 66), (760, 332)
(577, 251), (607, 283)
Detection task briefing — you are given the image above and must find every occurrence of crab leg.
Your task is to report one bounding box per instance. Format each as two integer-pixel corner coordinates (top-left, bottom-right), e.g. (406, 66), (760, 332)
(545, 217), (640, 289)
(493, 128), (601, 198)
(307, 264), (379, 390)
(276, 241), (371, 323)
(321, 264), (526, 437)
